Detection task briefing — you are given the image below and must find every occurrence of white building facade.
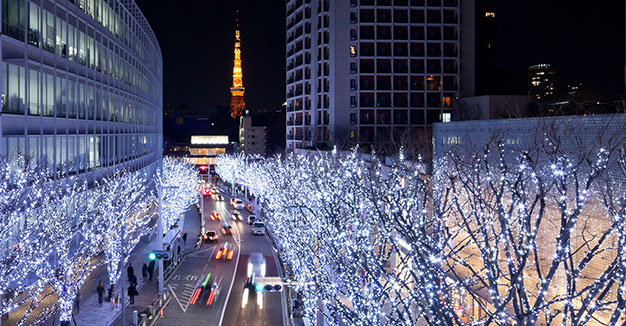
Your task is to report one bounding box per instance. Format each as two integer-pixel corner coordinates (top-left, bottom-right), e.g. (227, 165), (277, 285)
(0, 0), (163, 181)
(239, 114), (266, 156)
(286, 0), (461, 151)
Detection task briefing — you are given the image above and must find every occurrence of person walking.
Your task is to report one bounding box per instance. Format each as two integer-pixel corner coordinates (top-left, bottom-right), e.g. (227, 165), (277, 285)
(142, 263), (149, 281)
(128, 284), (138, 305)
(97, 281), (105, 306)
(127, 264), (135, 282)
(148, 260), (155, 280)
(129, 273), (138, 286)
(74, 292), (80, 314)
(182, 233), (188, 246)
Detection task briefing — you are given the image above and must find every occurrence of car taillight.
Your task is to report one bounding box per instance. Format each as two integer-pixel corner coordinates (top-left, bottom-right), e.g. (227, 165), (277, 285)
(227, 251), (234, 260)
(216, 250), (222, 259)
(206, 288), (216, 305)
(203, 235), (208, 239)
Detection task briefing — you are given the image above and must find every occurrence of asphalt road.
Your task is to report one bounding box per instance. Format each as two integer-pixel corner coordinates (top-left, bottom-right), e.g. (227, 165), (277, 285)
(157, 188), (284, 326)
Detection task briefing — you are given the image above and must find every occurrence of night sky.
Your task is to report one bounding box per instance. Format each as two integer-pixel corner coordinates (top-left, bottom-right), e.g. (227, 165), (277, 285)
(135, 0), (624, 111)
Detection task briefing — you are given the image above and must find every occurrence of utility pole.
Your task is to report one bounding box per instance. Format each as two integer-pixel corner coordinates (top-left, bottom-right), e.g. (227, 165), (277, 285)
(121, 213), (126, 326)
(157, 187), (164, 296)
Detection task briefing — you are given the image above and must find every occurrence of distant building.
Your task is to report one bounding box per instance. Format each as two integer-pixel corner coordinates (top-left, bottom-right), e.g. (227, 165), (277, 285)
(169, 135), (235, 174)
(453, 95), (530, 121)
(239, 111), (267, 156)
(285, 0), (462, 153)
(528, 64), (556, 102)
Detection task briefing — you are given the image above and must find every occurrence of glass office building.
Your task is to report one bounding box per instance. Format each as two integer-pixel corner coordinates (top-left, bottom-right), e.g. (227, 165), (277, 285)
(0, 0), (162, 179)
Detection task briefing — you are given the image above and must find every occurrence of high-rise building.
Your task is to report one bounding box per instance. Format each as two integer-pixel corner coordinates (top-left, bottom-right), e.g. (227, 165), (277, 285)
(528, 64), (556, 102)
(285, 0), (461, 152)
(230, 18), (246, 119)
(0, 0), (163, 180)
(239, 111), (267, 155)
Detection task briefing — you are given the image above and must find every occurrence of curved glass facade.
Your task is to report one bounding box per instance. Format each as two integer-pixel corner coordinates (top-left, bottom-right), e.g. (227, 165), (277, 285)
(0, 0), (162, 178)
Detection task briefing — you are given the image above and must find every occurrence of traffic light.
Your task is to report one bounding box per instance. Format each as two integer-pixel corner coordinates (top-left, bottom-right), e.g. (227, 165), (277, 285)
(253, 277), (283, 292)
(148, 250), (171, 261)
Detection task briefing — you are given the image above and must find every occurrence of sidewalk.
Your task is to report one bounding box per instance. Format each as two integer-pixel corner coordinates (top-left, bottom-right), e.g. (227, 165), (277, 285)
(73, 206), (201, 326)
(108, 206), (201, 326)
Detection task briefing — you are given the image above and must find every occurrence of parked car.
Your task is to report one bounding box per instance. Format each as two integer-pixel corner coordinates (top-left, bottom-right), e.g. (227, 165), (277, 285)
(202, 230), (219, 243)
(216, 242), (234, 260)
(233, 199), (244, 209)
(252, 221), (266, 235)
(247, 215), (256, 225)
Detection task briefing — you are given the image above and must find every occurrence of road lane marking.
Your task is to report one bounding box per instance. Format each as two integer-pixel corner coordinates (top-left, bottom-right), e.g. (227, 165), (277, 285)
(218, 194), (242, 326)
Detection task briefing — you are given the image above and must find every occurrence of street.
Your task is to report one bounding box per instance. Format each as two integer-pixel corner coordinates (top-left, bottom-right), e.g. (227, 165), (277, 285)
(156, 188), (284, 326)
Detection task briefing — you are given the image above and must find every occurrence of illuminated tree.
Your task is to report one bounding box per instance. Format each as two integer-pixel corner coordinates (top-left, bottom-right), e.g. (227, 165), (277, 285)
(437, 117), (626, 325)
(97, 170), (153, 293)
(0, 155), (57, 317)
(156, 157), (199, 233)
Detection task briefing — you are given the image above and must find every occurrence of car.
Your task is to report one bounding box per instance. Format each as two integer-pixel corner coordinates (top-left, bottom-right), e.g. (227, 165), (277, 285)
(245, 203), (254, 213)
(221, 221), (234, 235)
(247, 252), (266, 277)
(190, 272), (223, 306)
(202, 230), (219, 243)
(216, 242), (234, 260)
(242, 274), (263, 309)
(247, 215), (256, 225)
(217, 194), (224, 201)
(210, 211), (222, 221)
(233, 199), (244, 209)
(205, 276), (222, 306)
(252, 221), (266, 235)
(232, 210), (242, 221)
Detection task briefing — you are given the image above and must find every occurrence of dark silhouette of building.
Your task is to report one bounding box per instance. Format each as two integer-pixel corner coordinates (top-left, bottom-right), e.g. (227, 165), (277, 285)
(528, 64), (556, 102)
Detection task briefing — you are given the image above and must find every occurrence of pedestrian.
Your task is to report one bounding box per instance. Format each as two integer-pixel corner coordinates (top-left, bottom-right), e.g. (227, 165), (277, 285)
(127, 264), (135, 282)
(107, 284), (114, 302)
(142, 263), (149, 281)
(148, 260), (155, 280)
(129, 273), (138, 286)
(182, 232), (187, 246)
(128, 284), (138, 305)
(74, 292), (80, 314)
(97, 281), (105, 306)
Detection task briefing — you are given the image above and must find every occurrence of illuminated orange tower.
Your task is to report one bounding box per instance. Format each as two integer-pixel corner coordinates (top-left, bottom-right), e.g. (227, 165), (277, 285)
(230, 16), (245, 119)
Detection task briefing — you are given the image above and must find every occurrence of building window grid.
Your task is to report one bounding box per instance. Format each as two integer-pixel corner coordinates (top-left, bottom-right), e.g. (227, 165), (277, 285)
(0, 0), (161, 174)
(352, 2), (458, 139)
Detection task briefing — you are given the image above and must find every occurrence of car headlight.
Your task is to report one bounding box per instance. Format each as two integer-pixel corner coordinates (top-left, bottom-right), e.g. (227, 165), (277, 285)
(247, 263), (252, 276)
(261, 263), (266, 277)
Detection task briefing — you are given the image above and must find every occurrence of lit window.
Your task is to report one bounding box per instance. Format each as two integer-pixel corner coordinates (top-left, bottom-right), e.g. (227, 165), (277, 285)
(485, 43), (494, 49)
(350, 130), (356, 138)
(441, 113), (451, 123)
(485, 12), (495, 18)
(350, 45), (357, 56)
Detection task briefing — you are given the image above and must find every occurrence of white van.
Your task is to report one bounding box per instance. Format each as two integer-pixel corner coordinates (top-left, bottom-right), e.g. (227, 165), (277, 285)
(252, 221), (266, 235)
(233, 199), (244, 209)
